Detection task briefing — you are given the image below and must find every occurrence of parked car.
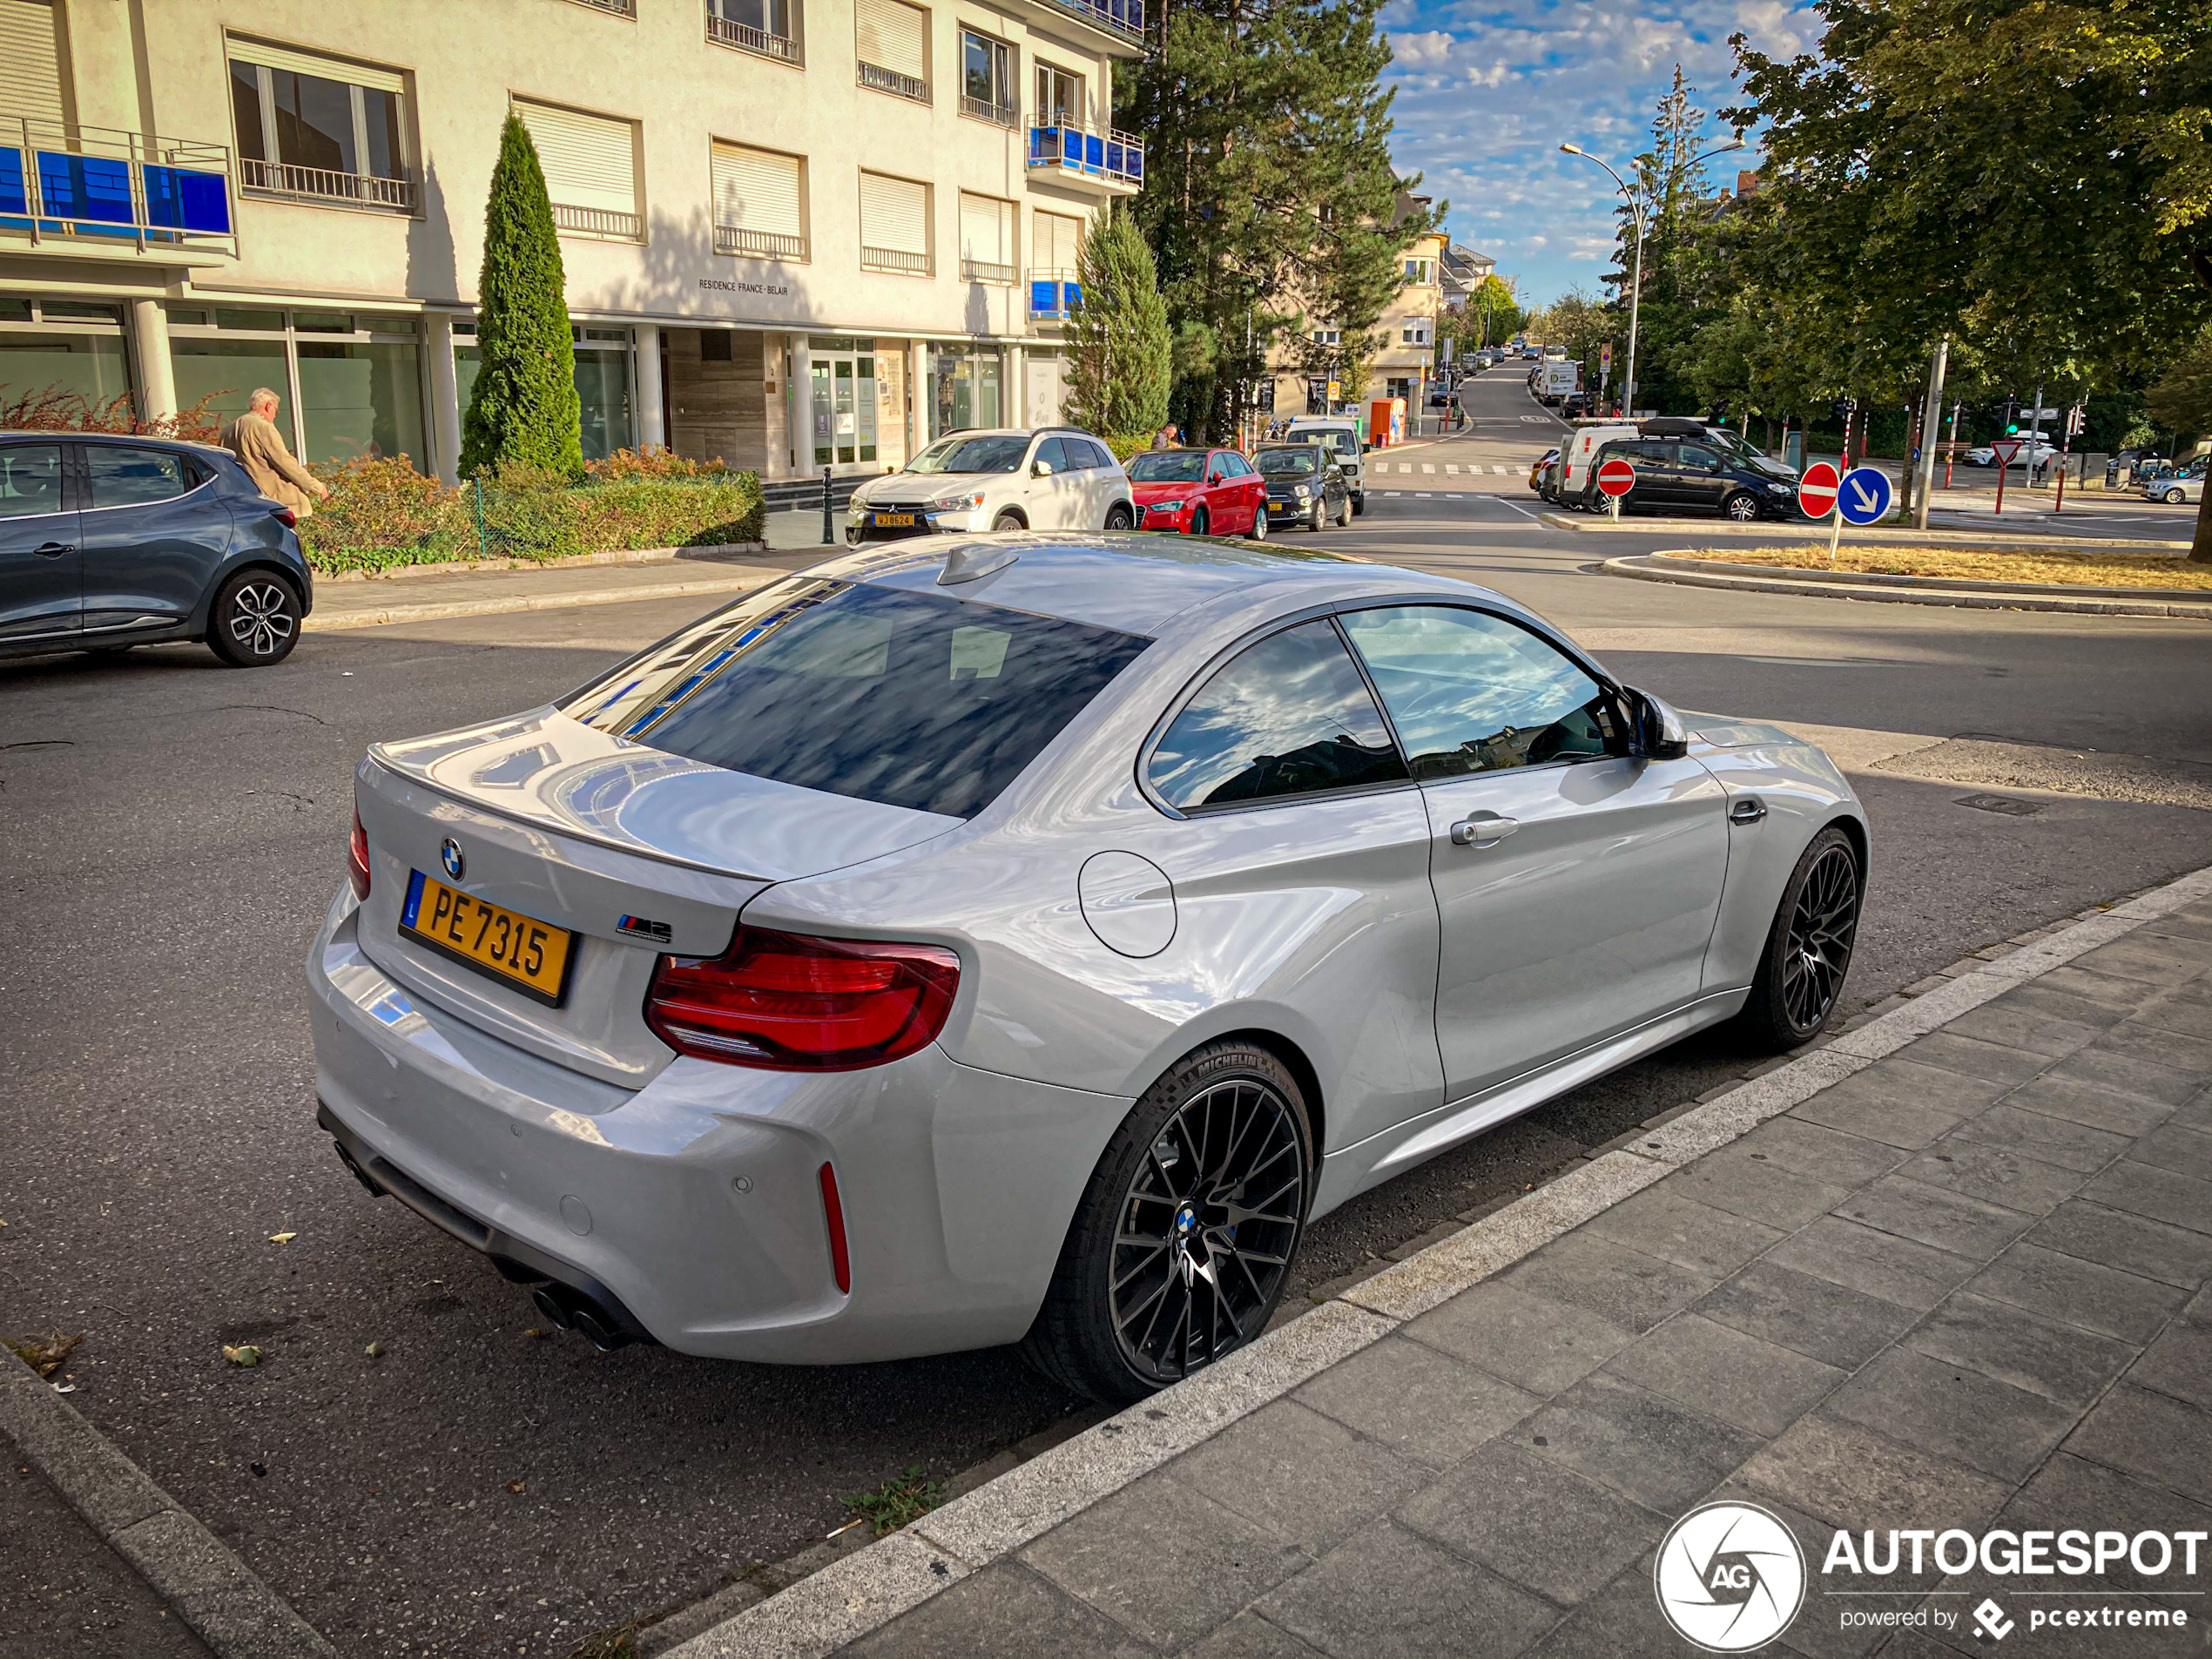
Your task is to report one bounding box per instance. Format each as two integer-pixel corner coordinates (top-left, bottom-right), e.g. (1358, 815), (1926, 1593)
(846, 428), (1135, 541)
(1281, 415), (1368, 513)
(0, 430), (313, 667)
(1256, 444), (1352, 529)
(2146, 467), (2204, 505)
(1576, 435), (1802, 520)
(314, 534), (1868, 1399)
(1125, 447), (1268, 539)
(1529, 446), (1559, 496)
(1965, 436), (2058, 468)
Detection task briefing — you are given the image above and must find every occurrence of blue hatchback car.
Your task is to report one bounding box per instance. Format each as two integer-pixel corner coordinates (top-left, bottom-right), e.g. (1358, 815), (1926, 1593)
(0, 430), (314, 667)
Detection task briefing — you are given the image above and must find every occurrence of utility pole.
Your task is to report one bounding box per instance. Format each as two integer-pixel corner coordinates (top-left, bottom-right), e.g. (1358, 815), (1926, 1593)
(2027, 382), (2046, 488)
(1912, 338), (1949, 531)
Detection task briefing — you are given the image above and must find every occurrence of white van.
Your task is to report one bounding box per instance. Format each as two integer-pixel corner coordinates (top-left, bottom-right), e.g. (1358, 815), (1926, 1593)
(1558, 420), (1641, 501)
(1282, 416), (1367, 515)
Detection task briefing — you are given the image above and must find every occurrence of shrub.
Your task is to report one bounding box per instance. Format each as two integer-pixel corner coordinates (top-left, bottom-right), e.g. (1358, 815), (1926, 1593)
(0, 383), (223, 443)
(586, 445), (730, 482)
(301, 455), (467, 572)
(460, 114), (581, 480)
(1103, 433), (1157, 463)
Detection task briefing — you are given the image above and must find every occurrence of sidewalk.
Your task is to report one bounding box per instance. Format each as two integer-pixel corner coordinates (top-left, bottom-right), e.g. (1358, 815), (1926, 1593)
(670, 874), (2212, 1659)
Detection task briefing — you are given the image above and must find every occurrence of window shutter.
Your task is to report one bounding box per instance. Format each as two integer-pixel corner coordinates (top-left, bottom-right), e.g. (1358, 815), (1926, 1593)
(860, 172), (927, 256)
(711, 143), (803, 238)
(0, 0), (65, 125)
(959, 193), (1011, 265)
(226, 37), (404, 95)
(513, 101), (636, 215)
(853, 0), (927, 78)
(1036, 212), (1082, 273)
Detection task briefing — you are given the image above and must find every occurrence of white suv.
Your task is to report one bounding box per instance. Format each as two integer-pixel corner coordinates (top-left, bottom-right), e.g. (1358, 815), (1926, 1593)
(847, 428), (1137, 542)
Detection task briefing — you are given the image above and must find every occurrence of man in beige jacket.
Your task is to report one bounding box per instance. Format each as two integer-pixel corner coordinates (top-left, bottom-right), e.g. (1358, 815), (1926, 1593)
(220, 388), (329, 518)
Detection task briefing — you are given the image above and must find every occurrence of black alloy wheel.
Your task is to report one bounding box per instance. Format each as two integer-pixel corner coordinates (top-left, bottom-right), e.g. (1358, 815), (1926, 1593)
(1023, 1041), (1312, 1401)
(1737, 826), (1862, 1050)
(1724, 491), (1760, 522)
(207, 569), (302, 667)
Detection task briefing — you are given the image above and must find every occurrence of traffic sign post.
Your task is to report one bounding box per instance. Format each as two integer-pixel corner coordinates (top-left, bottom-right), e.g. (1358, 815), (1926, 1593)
(1990, 438), (2023, 514)
(1838, 466), (1892, 524)
(1797, 460), (1843, 565)
(1595, 455), (1635, 521)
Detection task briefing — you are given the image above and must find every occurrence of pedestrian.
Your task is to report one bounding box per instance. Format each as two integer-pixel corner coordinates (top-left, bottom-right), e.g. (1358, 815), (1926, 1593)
(221, 388), (329, 518)
(1151, 423), (1178, 451)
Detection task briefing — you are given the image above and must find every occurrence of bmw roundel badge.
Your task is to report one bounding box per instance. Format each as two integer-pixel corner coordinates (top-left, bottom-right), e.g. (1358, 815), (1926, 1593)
(440, 838), (465, 880)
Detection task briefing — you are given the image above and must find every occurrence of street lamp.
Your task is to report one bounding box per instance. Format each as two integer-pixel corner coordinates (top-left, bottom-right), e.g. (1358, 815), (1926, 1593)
(1560, 137), (1743, 419)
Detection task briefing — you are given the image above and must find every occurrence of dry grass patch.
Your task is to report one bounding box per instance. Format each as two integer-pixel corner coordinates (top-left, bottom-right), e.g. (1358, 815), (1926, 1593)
(1689, 544), (2212, 591)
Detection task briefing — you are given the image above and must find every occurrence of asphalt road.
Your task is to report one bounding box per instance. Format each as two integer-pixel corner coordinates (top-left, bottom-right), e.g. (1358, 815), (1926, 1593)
(5, 376), (2211, 1656)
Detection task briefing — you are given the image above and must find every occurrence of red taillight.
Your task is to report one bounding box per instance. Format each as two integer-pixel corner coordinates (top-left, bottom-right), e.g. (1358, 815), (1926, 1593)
(347, 810), (372, 901)
(819, 1162), (851, 1294)
(644, 927), (959, 1070)
(270, 506), (298, 529)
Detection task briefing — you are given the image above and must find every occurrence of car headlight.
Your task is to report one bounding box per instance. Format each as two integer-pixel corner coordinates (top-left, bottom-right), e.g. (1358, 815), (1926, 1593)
(1293, 483), (1313, 499)
(1766, 482), (1793, 496)
(1150, 499), (1184, 512)
(928, 492), (986, 513)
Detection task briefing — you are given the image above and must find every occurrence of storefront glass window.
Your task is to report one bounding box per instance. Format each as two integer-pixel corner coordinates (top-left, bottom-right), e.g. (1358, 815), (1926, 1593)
(929, 344), (1001, 439)
(454, 341), (634, 462)
(170, 337), (293, 448)
(0, 334), (131, 415)
(298, 340), (426, 465)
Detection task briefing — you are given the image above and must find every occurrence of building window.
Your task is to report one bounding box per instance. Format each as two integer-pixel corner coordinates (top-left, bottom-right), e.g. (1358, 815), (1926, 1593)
(454, 321), (633, 461)
(511, 98), (642, 240)
(1311, 327), (1340, 347)
(1386, 376), (1413, 402)
(1035, 64), (1082, 128)
(1, 0), (69, 127)
(960, 30), (1016, 125)
(928, 342), (1001, 438)
(706, 0), (799, 62)
(0, 298), (132, 417)
(170, 307), (427, 465)
(855, 0), (928, 102)
(1403, 257), (1434, 284)
(227, 41), (415, 212)
(959, 192), (1015, 284)
(711, 142), (806, 260)
(859, 171), (930, 276)
(1400, 321), (1430, 347)
(807, 335), (877, 467)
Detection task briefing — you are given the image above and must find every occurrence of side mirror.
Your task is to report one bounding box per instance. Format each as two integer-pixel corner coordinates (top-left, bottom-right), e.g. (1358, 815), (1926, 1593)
(1633, 690), (1690, 760)
(1209, 472), (1224, 486)
(1032, 459), (1054, 476)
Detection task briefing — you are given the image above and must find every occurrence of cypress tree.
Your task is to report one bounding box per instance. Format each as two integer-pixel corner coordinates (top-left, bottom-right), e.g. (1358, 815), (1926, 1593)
(461, 114), (581, 478)
(1066, 206), (1173, 439)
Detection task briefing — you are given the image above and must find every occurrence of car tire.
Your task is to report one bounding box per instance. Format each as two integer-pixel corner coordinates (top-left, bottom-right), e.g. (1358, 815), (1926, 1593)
(1104, 502), (1136, 531)
(1190, 507), (1210, 539)
(1732, 825), (1863, 1053)
(1352, 492), (1364, 517)
(1021, 1038), (1314, 1402)
(1247, 504), (1268, 541)
(1723, 491), (1760, 522)
(206, 569), (302, 668)
(1334, 495), (1352, 528)
(2167, 488), (2187, 505)
(993, 509), (1026, 531)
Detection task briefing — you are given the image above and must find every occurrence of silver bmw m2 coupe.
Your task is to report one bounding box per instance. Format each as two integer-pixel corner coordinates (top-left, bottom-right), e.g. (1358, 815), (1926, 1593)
(308, 534), (1866, 1401)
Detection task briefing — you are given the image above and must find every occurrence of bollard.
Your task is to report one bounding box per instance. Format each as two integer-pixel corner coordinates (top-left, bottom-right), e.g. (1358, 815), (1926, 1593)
(821, 465), (834, 545)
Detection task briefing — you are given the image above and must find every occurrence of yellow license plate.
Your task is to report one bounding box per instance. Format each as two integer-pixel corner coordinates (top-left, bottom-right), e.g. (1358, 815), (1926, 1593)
(400, 872), (577, 1007)
(873, 512), (916, 527)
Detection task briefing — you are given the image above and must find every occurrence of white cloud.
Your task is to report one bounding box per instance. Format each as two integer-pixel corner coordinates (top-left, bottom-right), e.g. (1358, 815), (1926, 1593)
(1388, 29), (1458, 66)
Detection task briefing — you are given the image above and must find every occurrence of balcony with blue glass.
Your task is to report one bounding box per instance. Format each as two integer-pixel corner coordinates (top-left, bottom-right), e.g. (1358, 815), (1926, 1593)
(1028, 271), (1082, 323)
(1026, 123), (1144, 190)
(1028, 0), (1146, 48)
(1, 117), (237, 261)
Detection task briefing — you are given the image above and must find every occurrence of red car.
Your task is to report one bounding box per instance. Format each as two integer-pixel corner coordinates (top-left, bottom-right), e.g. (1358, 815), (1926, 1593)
(1123, 447), (1269, 539)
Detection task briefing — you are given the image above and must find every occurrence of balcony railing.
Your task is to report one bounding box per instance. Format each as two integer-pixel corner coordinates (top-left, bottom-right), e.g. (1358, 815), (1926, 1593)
(1027, 124), (1143, 186)
(1028, 269), (1082, 319)
(0, 116), (236, 255)
(861, 244), (930, 276)
(715, 223), (806, 261)
(707, 12), (800, 62)
(961, 257), (1014, 284)
(1044, 0), (1145, 42)
(553, 202), (643, 239)
(566, 0), (635, 12)
(960, 95), (1020, 129)
(858, 62), (929, 103)
(239, 156), (416, 212)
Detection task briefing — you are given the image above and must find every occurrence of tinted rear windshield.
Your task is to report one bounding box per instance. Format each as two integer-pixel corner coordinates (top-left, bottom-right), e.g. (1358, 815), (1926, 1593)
(561, 578), (1151, 819)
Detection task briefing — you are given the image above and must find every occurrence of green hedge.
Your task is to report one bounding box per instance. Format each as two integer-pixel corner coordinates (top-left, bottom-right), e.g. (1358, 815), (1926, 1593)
(298, 456), (766, 575)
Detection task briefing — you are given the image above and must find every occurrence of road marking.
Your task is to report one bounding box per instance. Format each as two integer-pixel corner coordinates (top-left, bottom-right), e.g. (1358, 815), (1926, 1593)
(1422, 464), (1437, 474)
(1494, 498), (1541, 519)
(1493, 466), (1507, 475)
(1445, 464), (1460, 475)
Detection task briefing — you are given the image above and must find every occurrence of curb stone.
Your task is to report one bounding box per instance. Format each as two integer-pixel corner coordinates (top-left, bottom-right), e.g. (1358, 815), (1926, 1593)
(663, 856), (2212, 1659)
(1599, 552), (2212, 618)
(0, 1352), (335, 1659)
(303, 564), (786, 632)
(313, 541), (766, 583)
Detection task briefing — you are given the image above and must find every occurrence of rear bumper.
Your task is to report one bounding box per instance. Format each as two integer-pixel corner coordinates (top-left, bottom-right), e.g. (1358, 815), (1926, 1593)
(307, 893), (1131, 1364)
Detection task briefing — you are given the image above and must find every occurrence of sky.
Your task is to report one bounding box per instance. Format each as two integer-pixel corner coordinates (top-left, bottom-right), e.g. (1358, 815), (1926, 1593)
(1377, 0), (1826, 308)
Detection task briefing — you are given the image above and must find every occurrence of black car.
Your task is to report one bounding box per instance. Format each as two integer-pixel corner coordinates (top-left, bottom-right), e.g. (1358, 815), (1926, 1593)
(1255, 444), (1352, 529)
(1575, 434), (1800, 520)
(0, 431), (313, 666)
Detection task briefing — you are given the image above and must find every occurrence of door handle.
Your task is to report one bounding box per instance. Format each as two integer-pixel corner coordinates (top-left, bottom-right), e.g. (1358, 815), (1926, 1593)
(1451, 813), (1520, 847)
(31, 542), (74, 558)
(1730, 797), (1768, 825)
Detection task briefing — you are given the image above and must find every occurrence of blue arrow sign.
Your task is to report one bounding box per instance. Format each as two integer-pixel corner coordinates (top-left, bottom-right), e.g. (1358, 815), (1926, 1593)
(1838, 466), (1892, 525)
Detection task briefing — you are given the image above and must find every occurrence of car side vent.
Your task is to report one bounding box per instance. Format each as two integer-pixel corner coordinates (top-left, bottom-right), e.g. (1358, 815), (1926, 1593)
(938, 543), (1021, 586)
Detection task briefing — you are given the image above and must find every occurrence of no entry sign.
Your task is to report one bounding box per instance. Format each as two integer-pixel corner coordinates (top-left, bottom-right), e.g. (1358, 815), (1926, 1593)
(1595, 456), (1636, 498)
(1797, 461), (1840, 518)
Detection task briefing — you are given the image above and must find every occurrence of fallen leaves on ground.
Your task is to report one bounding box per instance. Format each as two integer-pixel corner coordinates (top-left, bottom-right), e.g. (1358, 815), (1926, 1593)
(5, 1333), (81, 1378)
(221, 1345), (263, 1367)
(1695, 543), (2212, 591)
(506, 1479), (527, 1494)
(365, 1341), (386, 1358)
(267, 1231), (297, 1244)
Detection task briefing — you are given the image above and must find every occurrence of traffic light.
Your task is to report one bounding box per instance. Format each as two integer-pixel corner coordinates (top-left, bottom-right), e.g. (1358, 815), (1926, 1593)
(2003, 395), (2020, 435)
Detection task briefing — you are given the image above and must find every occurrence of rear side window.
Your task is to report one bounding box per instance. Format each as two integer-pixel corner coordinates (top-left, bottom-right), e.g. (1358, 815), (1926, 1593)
(86, 446), (192, 508)
(1032, 436), (1069, 474)
(0, 445), (65, 517)
(1150, 620), (1408, 811)
(1070, 437), (1113, 469)
(561, 579), (1151, 819)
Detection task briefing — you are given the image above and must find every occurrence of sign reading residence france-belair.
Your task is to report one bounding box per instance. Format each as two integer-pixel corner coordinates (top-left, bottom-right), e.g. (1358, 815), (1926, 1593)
(699, 276), (792, 297)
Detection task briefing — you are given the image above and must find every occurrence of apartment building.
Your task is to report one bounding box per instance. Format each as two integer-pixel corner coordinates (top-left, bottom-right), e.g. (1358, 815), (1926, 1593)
(1265, 195), (1446, 422)
(0, 0), (1146, 483)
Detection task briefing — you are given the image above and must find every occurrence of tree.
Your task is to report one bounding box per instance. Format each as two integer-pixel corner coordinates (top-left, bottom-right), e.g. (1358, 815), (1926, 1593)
(1065, 206), (1173, 438)
(1125, 0), (1433, 442)
(1730, 0), (2212, 556)
(460, 113), (581, 479)
(1448, 274), (1523, 353)
(2147, 330), (2212, 443)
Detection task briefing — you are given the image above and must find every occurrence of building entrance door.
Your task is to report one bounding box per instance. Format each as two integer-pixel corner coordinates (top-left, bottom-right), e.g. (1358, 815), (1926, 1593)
(809, 336), (877, 468)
